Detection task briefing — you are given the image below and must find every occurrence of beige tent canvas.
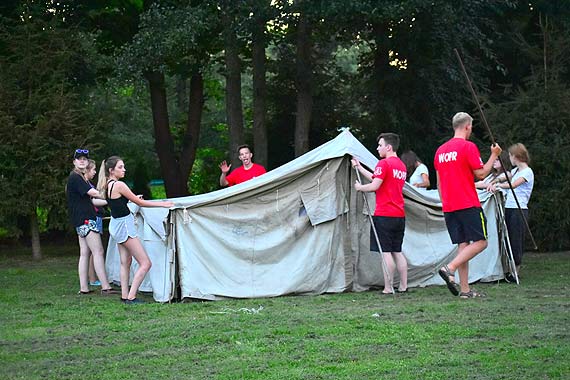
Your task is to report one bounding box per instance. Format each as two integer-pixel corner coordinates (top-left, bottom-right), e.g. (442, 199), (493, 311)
(105, 130), (504, 302)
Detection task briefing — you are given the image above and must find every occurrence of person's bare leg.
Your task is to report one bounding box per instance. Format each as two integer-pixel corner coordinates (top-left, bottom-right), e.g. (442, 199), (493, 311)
(77, 236), (91, 292)
(381, 252), (395, 294)
(393, 252), (408, 291)
(445, 240), (488, 278)
(122, 237), (152, 300)
(118, 243), (132, 300)
(84, 232), (112, 290)
(88, 255), (97, 284)
(457, 261), (469, 293)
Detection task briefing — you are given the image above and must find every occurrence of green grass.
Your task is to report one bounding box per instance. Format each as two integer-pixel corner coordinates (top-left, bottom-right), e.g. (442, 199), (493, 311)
(0, 248), (568, 380)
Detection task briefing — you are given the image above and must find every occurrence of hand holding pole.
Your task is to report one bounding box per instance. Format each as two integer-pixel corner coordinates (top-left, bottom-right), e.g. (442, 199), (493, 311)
(454, 48), (537, 250)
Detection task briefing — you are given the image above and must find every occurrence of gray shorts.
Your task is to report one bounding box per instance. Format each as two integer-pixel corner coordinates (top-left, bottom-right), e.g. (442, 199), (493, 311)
(109, 214), (137, 244)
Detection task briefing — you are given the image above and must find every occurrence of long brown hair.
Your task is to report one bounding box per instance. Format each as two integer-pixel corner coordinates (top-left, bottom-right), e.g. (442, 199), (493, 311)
(400, 150), (420, 181)
(97, 156), (122, 199)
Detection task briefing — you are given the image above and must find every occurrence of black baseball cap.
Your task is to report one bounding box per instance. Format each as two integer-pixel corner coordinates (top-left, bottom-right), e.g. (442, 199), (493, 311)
(73, 149), (89, 159)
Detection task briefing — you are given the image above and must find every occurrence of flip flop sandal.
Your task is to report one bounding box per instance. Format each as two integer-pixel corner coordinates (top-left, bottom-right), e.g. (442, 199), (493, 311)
(78, 290), (94, 295)
(438, 265), (459, 296)
(459, 290), (486, 299)
(101, 288), (120, 295)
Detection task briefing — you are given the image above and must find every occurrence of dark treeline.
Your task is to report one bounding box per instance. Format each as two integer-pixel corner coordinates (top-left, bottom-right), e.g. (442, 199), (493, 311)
(0, 0), (569, 257)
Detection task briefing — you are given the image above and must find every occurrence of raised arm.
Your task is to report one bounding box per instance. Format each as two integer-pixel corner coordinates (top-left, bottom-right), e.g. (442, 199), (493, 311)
(474, 144), (502, 180)
(219, 160), (231, 187)
(351, 158), (373, 182)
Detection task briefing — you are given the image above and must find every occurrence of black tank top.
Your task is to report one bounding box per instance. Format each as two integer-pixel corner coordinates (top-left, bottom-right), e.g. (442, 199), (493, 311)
(107, 180), (131, 218)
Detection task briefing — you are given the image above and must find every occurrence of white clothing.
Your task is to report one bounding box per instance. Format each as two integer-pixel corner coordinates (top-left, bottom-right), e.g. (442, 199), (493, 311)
(109, 213), (137, 244)
(505, 167), (534, 209)
(408, 163), (429, 186)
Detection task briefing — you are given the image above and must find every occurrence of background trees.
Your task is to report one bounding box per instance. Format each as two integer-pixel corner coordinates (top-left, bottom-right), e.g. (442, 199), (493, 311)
(1, 0), (569, 252)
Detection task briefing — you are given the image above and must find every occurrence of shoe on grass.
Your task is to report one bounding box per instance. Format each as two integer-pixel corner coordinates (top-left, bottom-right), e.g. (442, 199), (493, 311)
(101, 288), (120, 295)
(89, 280), (101, 286)
(123, 298), (145, 304)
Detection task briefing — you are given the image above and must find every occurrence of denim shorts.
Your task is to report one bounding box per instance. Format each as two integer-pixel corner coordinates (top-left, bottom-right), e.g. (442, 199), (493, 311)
(95, 216), (103, 234)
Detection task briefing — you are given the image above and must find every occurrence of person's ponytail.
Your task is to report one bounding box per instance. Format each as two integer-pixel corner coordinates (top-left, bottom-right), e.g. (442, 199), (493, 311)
(97, 160), (108, 199)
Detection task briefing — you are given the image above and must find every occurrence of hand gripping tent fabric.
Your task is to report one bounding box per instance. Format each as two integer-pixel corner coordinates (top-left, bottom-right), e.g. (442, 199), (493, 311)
(105, 130), (506, 302)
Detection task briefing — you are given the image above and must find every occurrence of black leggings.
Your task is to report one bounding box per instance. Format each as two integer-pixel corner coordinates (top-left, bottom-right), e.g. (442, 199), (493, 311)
(505, 208), (529, 266)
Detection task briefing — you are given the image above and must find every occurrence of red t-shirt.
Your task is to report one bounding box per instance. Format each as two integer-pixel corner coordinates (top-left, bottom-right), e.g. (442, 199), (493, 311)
(434, 137), (483, 212)
(226, 163), (266, 186)
(372, 156), (407, 217)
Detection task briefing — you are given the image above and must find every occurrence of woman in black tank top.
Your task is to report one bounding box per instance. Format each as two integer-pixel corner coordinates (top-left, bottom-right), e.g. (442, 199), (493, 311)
(99, 156), (174, 304)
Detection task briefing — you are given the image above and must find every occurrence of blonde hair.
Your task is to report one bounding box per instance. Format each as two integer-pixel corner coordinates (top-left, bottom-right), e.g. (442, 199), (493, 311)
(97, 156), (123, 199)
(452, 112), (473, 129)
(509, 143), (530, 164)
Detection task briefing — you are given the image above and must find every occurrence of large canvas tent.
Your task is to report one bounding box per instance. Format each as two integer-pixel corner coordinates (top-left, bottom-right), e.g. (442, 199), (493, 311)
(105, 130), (504, 302)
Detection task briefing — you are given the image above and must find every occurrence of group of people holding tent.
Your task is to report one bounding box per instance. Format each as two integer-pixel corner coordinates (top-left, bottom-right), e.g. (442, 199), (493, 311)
(66, 151), (172, 304)
(65, 111), (533, 302)
(351, 112), (534, 298)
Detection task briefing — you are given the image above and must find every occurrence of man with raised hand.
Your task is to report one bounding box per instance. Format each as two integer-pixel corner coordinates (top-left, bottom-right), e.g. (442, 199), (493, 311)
(219, 144), (266, 187)
(434, 112), (502, 299)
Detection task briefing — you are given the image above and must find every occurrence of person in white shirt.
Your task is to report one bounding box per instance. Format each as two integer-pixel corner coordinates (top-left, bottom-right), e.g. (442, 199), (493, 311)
(492, 143), (534, 278)
(401, 150), (430, 188)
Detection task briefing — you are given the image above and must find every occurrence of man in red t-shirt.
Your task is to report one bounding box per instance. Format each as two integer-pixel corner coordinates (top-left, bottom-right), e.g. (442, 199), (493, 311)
(219, 144), (267, 187)
(352, 133), (408, 294)
(434, 112), (501, 299)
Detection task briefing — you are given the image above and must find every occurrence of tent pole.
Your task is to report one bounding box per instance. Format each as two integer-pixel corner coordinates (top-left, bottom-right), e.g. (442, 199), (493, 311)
(494, 193), (520, 284)
(353, 166), (395, 295)
(454, 48), (537, 250)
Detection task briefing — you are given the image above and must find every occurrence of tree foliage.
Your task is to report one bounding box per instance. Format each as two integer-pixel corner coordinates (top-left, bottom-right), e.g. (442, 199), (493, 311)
(0, 10), (98, 256)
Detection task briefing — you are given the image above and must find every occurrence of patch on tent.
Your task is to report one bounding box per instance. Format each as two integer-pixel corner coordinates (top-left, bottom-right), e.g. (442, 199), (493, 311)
(300, 177), (348, 226)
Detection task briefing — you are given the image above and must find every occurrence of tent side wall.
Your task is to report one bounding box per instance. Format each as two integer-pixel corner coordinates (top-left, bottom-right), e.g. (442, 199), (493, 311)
(352, 186), (504, 291)
(176, 157), (356, 299)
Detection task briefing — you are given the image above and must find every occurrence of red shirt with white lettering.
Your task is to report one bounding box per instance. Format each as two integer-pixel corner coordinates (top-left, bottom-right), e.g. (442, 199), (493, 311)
(226, 163), (266, 186)
(434, 137), (483, 212)
(372, 156), (407, 217)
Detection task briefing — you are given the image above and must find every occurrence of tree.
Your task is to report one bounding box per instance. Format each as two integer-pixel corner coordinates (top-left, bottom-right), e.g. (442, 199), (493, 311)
(487, 6), (570, 251)
(0, 11), (97, 259)
(118, 2), (218, 197)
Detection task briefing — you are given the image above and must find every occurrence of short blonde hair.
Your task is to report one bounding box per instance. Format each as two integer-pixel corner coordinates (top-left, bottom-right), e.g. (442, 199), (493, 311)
(452, 112), (473, 129)
(509, 143), (530, 164)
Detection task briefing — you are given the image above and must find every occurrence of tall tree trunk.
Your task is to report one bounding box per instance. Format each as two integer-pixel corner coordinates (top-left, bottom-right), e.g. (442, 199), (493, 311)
(372, 22), (390, 132)
(145, 70), (188, 198)
(294, 13), (313, 157)
(223, 12), (244, 169)
(179, 71), (204, 192)
(30, 211), (42, 261)
(252, 15), (268, 168)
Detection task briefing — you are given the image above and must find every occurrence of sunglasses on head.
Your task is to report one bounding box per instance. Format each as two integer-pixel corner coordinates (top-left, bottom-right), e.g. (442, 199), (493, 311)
(75, 149), (89, 154)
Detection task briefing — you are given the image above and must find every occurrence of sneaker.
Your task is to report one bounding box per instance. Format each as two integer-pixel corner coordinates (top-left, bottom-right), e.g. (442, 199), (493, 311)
(89, 280), (101, 286)
(505, 273), (517, 283)
(123, 298), (145, 304)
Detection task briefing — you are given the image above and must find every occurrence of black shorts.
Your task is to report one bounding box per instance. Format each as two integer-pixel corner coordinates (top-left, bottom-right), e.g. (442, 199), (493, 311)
(370, 216), (405, 253)
(444, 207), (488, 244)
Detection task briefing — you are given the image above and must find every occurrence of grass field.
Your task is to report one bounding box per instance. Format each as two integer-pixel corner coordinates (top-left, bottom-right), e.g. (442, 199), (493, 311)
(0, 246), (568, 380)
